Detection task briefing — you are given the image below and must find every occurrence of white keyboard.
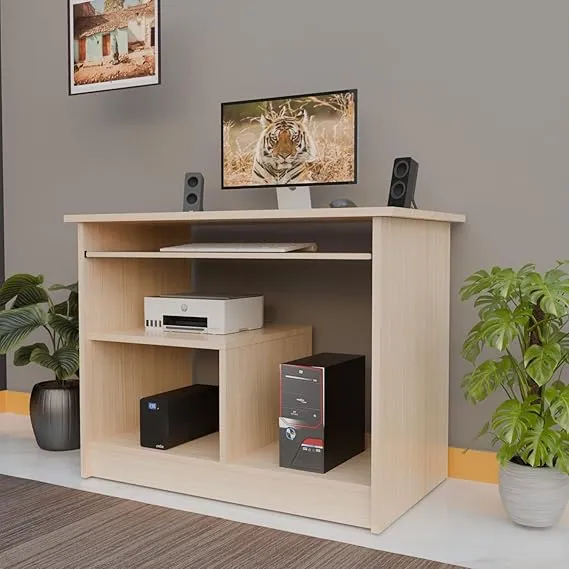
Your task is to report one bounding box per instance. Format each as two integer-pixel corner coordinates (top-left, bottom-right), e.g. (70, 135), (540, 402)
(160, 243), (318, 253)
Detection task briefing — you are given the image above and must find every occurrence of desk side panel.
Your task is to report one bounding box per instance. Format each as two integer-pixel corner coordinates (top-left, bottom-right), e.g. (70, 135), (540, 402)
(371, 217), (451, 533)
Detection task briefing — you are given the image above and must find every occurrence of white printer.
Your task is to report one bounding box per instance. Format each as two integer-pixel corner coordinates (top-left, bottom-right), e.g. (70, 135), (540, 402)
(144, 294), (263, 335)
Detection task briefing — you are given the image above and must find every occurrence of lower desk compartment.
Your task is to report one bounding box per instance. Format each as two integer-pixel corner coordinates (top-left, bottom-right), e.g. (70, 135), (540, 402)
(88, 432), (371, 528)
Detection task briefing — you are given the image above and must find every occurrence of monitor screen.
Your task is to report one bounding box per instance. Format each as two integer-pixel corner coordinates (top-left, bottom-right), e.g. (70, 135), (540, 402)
(222, 89), (357, 189)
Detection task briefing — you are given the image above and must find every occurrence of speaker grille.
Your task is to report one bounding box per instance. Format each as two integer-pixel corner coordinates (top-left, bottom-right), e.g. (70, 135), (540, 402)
(390, 181), (406, 200)
(394, 160), (409, 179)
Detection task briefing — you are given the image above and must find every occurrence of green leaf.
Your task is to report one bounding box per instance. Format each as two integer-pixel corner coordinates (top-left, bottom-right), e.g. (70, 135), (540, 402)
(491, 399), (540, 445)
(474, 292), (505, 319)
(475, 421), (490, 440)
(518, 263), (536, 278)
(460, 270), (493, 301)
(546, 385), (569, 431)
(492, 268), (519, 299)
(520, 417), (560, 468)
(0, 274), (44, 307)
(555, 435), (569, 475)
(550, 327), (569, 351)
(0, 305), (48, 354)
(481, 308), (529, 352)
(462, 322), (484, 364)
(68, 292), (78, 320)
(30, 345), (79, 380)
(12, 285), (49, 309)
(49, 283), (78, 293)
(48, 313), (79, 346)
(13, 343), (49, 367)
(497, 443), (518, 466)
(462, 360), (503, 403)
(523, 342), (562, 386)
(53, 301), (69, 316)
(522, 270), (569, 317)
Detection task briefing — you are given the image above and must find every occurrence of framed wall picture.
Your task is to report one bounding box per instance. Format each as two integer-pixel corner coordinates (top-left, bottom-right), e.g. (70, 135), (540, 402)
(68, 0), (161, 95)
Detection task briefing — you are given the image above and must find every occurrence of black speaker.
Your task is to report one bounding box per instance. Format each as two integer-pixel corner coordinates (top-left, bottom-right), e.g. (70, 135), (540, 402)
(183, 173), (204, 212)
(388, 157), (418, 208)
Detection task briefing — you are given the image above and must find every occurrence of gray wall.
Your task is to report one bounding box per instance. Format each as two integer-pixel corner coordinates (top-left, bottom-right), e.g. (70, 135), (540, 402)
(3, 0), (569, 449)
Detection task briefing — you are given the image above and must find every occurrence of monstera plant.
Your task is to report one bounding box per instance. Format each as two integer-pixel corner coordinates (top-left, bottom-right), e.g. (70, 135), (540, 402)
(0, 274), (80, 451)
(461, 262), (569, 528)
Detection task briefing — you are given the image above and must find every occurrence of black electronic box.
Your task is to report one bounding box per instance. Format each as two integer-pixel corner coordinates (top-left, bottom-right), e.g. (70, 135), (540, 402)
(140, 385), (219, 450)
(279, 353), (365, 473)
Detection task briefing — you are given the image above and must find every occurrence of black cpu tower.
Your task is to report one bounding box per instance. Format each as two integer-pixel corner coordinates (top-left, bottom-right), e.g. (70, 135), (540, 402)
(140, 385), (219, 450)
(279, 353), (365, 473)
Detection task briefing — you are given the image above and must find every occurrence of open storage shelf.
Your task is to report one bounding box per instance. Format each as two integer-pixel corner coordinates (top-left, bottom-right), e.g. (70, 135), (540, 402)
(68, 207), (464, 534)
(98, 430), (221, 462)
(89, 325), (311, 350)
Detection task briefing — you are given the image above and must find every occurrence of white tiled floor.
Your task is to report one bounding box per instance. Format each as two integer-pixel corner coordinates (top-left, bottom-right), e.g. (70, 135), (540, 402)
(2, 413), (569, 569)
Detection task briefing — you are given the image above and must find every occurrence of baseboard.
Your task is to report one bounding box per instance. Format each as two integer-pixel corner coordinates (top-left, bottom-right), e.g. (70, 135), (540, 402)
(448, 447), (498, 484)
(1, 390), (30, 415)
(0, 391), (498, 483)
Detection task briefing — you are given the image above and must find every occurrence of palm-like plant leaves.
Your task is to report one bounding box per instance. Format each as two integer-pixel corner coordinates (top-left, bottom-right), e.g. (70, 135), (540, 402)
(523, 342), (562, 386)
(0, 275), (79, 381)
(49, 283), (78, 293)
(491, 399), (539, 445)
(462, 322), (484, 364)
(0, 274), (45, 308)
(462, 360), (504, 403)
(519, 418), (559, 468)
(555, 435), (569, 475)
(12, 285), (49, 309)
(460, 270), (493, 301)
(29, 345), (79, 380)
(546, 385), (569, 431)
(496, 443), (518, 466)
(0, 305), (48, 353)
(13, 342), (49, 367)
(522, 269), (569, 318)
(461, 263), (569, 473)
(48, 313), (79, 345)
(68, 291), (78, 320)
(491, 268), (520, 299)
(474, 292), (506, 319)
(481, 308), (530, 352)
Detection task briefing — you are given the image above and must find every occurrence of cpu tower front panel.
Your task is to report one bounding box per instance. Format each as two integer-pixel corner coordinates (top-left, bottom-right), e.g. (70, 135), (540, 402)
(279, 353), (366, 474)
(279, 363), (325, 472)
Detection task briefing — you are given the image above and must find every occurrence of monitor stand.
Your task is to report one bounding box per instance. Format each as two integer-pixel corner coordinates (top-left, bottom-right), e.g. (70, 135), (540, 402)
(276, 186), (312, 210)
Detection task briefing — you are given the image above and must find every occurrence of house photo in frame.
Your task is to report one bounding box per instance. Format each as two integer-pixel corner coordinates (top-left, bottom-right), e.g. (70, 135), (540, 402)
(68, 0), (160, 95)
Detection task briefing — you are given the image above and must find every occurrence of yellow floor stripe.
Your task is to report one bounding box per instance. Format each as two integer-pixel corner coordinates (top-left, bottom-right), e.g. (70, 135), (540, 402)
(448, 447), (499, 484)
(3, 391), (30, 415)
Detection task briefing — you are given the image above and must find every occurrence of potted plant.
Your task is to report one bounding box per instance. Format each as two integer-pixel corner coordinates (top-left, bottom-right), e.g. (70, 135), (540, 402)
(0, 274), (79, 451)
(460, 262), (569, 527)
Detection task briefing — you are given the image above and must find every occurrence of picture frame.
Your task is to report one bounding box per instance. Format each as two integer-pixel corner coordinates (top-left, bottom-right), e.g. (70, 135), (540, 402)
(68, 0), (161, 95)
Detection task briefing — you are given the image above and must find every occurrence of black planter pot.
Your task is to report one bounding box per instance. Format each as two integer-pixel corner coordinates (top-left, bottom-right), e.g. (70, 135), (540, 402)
(29, 380), (80, 451)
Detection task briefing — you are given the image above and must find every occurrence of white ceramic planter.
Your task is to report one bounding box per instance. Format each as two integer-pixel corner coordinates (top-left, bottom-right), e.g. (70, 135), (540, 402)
(499, 461), (569, 528)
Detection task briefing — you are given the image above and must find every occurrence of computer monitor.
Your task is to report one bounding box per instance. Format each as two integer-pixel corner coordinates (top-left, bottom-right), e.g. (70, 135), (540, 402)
(221, 89), (357, 208)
